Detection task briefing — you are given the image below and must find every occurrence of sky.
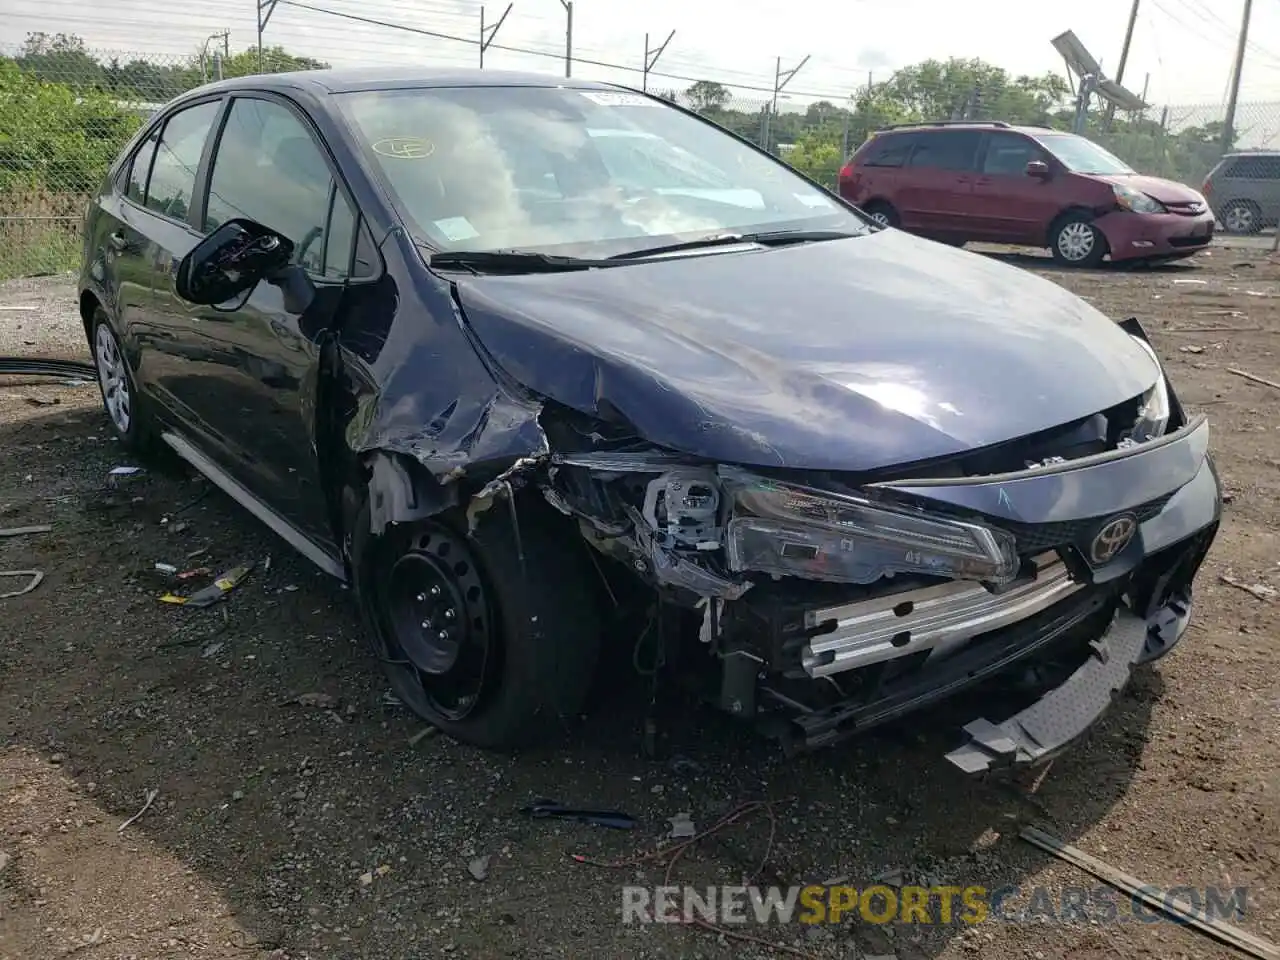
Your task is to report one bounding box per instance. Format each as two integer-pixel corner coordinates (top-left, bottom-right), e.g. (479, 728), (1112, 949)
(2, 0), (1280, 109)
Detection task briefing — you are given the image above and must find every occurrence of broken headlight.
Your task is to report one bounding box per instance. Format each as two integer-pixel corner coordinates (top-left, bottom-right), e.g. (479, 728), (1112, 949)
(721, 472), (1020, 587)
(1129, 335), (1170, 442)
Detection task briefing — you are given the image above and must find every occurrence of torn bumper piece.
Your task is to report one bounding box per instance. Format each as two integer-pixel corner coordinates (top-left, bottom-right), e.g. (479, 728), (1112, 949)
(943, 604), (1149, 774)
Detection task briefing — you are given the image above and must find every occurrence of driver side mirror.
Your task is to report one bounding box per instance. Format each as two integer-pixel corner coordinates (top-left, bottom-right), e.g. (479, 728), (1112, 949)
(175, 218), (295, 307)
(1025, 159), (1051, 180)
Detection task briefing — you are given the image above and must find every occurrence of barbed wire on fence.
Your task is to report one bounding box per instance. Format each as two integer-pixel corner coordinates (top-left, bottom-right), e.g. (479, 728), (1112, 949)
(1, 36), (1278, 281)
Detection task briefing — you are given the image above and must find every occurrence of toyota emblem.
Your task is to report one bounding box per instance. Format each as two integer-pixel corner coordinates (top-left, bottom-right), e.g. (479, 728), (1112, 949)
(1089, 514), (1137, 565)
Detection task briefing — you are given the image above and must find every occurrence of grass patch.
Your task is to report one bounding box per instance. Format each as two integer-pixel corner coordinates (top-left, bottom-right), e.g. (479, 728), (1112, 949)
(0, 187), (86, 281)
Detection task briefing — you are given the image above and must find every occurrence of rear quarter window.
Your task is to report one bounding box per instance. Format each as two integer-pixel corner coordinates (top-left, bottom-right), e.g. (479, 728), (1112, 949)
(856, 133), (916, 168)
(1220, 155), (1280, 180)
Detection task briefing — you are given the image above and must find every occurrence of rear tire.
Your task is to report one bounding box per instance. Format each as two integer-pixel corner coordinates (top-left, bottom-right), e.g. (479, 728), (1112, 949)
(1220, 199), (1262, 235)
(351, 493), (602, 749)
(1050, 212), (1107, 268)
(863, 201), (900, 229)
(90, 307), (155, 455)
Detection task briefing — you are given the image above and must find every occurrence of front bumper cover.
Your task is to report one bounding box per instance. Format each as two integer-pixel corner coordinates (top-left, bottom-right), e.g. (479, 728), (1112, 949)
(780, 441), (1221, 766)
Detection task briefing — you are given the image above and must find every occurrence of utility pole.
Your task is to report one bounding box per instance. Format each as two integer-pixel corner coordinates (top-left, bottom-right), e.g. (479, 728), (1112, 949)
(553, 0), (573, 77)
(202, 31), (230, 83)
(479, 4), (513, 68)
(1222, 0), (1252, 152)
(642, 29), (674, 92)
(1072, 74), (1097, 134)
(1103, 0), (1141, 129)
(257, 0), (278, 72)
(762, 54), (809, 153)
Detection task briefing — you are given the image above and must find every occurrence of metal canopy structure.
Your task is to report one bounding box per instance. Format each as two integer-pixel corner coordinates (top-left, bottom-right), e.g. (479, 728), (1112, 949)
(1051, 30), (1148, 133)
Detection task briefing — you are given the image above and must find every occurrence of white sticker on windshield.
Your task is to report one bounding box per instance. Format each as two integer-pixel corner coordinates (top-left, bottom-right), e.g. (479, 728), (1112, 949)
(434, 217), (480, 242)
(794, 193), (835, 209)
(579, 91), (655, 107)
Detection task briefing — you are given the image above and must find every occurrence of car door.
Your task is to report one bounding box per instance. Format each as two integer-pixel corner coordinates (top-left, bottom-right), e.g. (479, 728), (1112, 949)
(85, 129), (162, 356)
(966, 132), (1062, 243)
(161, 93), (374, 546)
(895, 130), (981, 235)
(98, 99), (224, 407)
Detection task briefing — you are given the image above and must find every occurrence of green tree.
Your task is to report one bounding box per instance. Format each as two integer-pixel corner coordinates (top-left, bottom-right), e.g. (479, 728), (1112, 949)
(879, 58), (1069, 125)
(221, 45), (330, 78)
(14, 32), (105, 89)
(685, 80), (731, 113)
(786, 131), (844, 187)
(0, 58), (141, 193)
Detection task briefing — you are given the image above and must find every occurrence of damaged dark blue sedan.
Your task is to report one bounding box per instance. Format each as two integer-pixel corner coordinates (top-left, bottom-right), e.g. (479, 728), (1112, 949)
(78, 67), (1220, 769)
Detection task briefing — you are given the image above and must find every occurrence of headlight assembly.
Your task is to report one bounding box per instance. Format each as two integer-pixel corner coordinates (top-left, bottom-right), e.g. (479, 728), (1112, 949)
(720, 470), (1020, 587)
(1129, 335), (1170, 442)
(1113, 184), (1166, 215)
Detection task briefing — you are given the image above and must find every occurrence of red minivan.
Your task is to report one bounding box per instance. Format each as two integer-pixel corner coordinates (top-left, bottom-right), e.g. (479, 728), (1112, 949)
(838, 121), (1215, 267)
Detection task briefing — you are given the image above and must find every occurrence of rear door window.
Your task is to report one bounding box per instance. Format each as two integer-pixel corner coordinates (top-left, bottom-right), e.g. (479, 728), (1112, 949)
(1223, 155), (1280, 179)
(126, 131), (159, 205)
(907, 131), (981, 172)
(859, 133), (915, 167)
(144, 100), (221, 222)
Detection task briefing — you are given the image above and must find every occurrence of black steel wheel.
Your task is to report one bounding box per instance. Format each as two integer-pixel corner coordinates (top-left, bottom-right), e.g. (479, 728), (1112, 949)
(378, 526), (496, 721)
(352, 491), (603, 749)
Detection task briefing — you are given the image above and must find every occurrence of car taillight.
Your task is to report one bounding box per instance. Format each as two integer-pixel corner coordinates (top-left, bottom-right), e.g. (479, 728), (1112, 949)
(1201, 179), (1212, 196)
(838, 162), (854, 182)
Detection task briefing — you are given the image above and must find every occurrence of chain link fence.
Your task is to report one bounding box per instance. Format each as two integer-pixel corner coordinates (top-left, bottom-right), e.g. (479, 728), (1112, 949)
(2, 35), (1279, 280)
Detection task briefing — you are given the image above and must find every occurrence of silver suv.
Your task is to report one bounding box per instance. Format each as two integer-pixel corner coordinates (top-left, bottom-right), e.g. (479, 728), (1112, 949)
(1203, 151), (1280, 235)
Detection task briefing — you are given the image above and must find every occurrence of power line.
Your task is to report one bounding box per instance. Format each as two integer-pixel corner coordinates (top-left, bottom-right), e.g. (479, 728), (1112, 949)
(271, 0), (856, 98)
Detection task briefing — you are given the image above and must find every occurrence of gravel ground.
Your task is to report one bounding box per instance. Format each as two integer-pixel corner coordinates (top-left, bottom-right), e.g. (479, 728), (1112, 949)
(0, 273), (86, 360)
(1, 241), (1278, 960)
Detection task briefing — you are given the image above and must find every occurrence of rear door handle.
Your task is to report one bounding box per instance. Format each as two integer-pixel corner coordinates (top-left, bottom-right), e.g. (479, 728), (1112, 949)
(107, 231), (128, 251)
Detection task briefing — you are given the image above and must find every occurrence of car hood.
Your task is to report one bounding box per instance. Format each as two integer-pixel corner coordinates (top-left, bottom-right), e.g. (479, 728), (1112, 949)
(1092, 173), (1205, 205)
(451, 229), (1160, 472)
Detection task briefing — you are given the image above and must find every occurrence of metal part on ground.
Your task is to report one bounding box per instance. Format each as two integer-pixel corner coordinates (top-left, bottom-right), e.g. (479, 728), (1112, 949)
(0, 357), (96, 380)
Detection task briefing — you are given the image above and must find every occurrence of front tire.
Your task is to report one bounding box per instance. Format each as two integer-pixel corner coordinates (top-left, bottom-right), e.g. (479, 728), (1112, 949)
(352, 494), (602, 749)
(91, 307), (154, 454)
(1050, 213), (1107, 267)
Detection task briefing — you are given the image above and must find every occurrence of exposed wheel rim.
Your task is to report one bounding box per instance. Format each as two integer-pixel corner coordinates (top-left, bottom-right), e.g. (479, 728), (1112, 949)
(1057, 221), (1096, 262)
(1224, 204), (1255, 233)
(94, 322), (131, 434)
(374, 525), (494, 722)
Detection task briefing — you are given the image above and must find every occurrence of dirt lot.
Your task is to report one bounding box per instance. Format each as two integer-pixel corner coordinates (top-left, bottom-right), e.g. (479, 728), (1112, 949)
(1, 240), (1278, 960)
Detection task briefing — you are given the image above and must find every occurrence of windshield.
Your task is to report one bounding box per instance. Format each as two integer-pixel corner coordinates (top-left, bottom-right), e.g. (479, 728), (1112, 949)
(1036, 134), (1134, 176)
(334, 85), (867, 257)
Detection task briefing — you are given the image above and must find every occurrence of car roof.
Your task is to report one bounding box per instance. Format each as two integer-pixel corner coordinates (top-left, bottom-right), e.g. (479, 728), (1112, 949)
(873, 122), (1056, 137)
(184, 66), (625, 97)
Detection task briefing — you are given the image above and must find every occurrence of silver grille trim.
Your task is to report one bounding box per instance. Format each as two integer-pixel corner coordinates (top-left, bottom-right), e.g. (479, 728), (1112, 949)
(800, 553), (1082, 678)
